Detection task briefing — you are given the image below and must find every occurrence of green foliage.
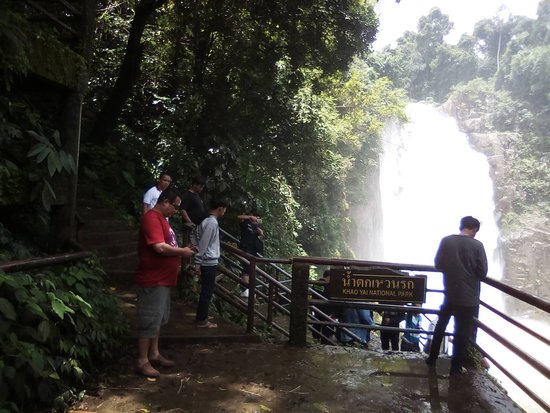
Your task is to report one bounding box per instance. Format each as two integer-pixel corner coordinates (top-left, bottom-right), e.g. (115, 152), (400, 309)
(0, 94), (77, 214)
(83, 0), (394, 259)
(79, 140), (148, 222)
(376, 8), (474, 102)
(508, 46), (550, 108)
(0, 259), (128, 412)
(0, 1), (29, 90)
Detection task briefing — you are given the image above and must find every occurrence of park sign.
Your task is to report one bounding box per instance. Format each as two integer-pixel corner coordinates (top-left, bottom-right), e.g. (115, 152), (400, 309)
(327, 269), (427, 304)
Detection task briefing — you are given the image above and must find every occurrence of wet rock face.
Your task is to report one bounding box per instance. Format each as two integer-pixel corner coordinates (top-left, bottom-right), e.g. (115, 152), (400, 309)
(450, 115), (550, 314)
(501, 214), (550, 313)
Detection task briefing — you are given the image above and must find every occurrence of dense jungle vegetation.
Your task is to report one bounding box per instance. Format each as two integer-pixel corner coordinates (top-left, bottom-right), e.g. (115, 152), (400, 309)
(1, 0), (548, 410)
(0, 0), (406, 410)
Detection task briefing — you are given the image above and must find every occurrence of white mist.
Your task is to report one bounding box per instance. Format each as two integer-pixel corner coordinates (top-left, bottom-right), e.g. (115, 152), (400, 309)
(366, 102), (548, 413)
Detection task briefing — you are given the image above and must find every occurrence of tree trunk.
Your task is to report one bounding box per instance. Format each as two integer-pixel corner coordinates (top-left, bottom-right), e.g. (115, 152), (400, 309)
(90, 0), (168, 144)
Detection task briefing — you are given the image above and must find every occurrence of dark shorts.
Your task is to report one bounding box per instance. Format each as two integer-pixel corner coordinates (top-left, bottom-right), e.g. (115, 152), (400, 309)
(136, 285), (171, 338)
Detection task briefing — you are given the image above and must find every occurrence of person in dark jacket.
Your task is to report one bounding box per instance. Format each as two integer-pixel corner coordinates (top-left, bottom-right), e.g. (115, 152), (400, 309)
(237, 208), (264, 298)
(380, 310), (405, 350)
(426, 216), (488, 374)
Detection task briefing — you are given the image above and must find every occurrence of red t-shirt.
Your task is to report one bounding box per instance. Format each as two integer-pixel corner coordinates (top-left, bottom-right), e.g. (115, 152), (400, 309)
(134, 209), (180, 287)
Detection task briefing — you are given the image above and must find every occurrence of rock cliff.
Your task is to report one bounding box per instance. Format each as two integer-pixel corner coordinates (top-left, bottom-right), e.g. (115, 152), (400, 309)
(444, 102), (550, 316)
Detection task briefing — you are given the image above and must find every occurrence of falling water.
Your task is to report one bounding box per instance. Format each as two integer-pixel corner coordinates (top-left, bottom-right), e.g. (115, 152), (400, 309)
(365, 102), (548, 413)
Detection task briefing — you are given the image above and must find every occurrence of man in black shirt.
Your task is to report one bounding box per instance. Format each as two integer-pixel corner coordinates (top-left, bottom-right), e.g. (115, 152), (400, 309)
(180, 177), (206, 245)
(426, 216), (488, 375)
(237, 208), (264, 298)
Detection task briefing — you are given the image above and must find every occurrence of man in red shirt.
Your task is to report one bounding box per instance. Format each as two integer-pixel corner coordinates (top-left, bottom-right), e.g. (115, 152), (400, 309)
(135, 188), (195, 378)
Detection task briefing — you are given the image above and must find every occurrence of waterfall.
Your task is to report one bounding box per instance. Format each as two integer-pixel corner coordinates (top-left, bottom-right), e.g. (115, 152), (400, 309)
(377, 103), (501, 270)
(366, 102), (548, 413)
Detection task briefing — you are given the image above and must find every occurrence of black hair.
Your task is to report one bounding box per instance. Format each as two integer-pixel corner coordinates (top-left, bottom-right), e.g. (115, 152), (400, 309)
(459, 216), (481, 231)
(209, 199), (228, 210)
(192, 176), (206, 186)
(157, 188), (181, 204)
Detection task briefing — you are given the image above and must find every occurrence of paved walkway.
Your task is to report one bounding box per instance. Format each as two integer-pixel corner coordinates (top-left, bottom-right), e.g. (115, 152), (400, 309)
(73, 285), (525, 413)
(74, 342), (524, 413)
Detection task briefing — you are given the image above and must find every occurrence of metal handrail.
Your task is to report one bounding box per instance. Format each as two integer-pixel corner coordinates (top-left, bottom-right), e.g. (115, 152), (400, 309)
(483, 276), (550, 313)
(217, 230), (550, 411)
(480, 299), (550, 347)
(0, 251), (93, 273)
(290, 256), (550, 413)
(475, 318), (550, 378)
(473, 342), (550, 412)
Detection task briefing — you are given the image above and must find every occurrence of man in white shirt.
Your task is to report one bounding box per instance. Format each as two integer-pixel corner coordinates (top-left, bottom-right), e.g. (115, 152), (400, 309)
(143, 173), (172, 214)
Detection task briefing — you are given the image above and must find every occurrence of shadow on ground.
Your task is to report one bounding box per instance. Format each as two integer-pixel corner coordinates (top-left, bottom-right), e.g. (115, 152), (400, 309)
(74, 283), (525, 412)
(73, 341), (524, 413)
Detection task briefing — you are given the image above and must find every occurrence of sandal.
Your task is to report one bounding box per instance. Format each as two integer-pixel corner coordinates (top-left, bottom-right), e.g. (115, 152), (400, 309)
(196, 321), (218, 328)
(137, 361), (160, 378)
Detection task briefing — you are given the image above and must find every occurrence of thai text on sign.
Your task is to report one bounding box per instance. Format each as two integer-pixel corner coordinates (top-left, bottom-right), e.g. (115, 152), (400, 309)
(327, 269), (427, 303)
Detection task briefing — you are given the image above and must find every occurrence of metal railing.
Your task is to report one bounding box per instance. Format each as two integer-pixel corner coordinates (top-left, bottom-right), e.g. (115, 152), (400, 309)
(212, 245), (550, 412)
(0, 251), (93, 273)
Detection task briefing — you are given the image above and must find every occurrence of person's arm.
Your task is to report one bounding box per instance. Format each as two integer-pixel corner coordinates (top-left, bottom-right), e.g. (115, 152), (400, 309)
(142, 187), (154, 215)
(180, 209), (193, 225)
(194, 219), (215, 266)
(434, 238), (447, 271)
(152, 242), (195, 258)
(237, 214), (258, 223)
(476, 244), (489, 279)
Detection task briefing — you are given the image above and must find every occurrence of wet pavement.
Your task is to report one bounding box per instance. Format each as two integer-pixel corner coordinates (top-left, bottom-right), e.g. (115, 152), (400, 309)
(79, 286), (525, 412)
(74, 342), (525, 412)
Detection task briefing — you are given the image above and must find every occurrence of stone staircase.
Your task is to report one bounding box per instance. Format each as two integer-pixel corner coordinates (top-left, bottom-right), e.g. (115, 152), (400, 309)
(76, 201), (138, 284)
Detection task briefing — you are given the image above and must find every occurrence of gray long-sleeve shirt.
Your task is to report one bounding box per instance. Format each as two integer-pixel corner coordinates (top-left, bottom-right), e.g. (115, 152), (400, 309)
(194, 214), (220, 267)
(435, 234), (488, 307)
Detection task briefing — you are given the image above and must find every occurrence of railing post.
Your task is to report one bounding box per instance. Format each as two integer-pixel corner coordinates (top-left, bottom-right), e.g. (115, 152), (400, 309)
(246, 257), (257, 334)
(267, 281), (274, 327)
(289, 260), (309, 345)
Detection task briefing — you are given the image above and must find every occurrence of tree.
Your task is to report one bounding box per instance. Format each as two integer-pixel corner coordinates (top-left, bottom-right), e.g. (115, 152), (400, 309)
(90, 0), (168, 144)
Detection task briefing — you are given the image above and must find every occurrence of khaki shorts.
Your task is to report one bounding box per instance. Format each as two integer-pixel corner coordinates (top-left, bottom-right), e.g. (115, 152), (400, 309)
(136, 285), (171, 338)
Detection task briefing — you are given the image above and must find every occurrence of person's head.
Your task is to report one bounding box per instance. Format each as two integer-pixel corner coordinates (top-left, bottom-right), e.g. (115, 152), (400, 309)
(249, 208), (261, 218)
(157, 173), (172, 191)
(209, 199), (228, 217)
(459, 216), (481, 237)
(155, 188), (182, 217)
(321, 269), (330, 282)
(190, 177), (206, 193)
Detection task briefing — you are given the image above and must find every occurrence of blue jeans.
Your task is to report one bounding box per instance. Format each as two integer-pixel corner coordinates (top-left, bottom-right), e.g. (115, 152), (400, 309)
(196, 266), (217, 322)
(428, 303), (477, 371)
(338, 308), (374, 344)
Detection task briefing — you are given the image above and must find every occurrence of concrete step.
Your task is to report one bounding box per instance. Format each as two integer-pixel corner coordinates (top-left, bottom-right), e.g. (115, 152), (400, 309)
(88, 241), (137, 257)
(80, 218), (136, 233)
(79, 229), (138, 247)
(101, 252), (138, 272)
(78, 206), (119, 220)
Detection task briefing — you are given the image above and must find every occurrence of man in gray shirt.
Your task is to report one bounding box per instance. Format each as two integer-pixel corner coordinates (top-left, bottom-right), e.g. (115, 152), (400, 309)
(426, 216), (488, 374)
(193, 200), (227, 328)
